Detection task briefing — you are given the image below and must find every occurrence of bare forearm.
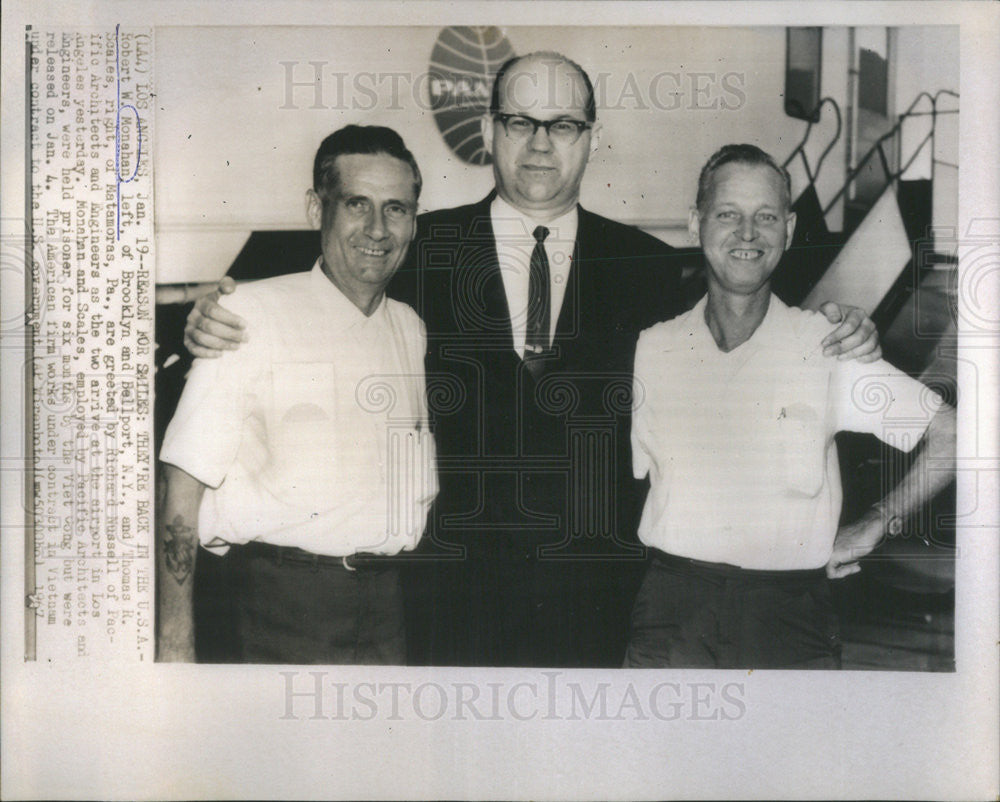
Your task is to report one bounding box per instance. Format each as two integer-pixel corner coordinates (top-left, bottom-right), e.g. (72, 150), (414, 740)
(828, 404), (956, 578)
(874, 404), (957, 522)
(156, 463), (206, 662)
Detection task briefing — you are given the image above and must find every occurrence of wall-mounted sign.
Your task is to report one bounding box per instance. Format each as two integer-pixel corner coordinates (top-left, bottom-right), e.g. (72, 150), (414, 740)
(429, 26), (516, 165)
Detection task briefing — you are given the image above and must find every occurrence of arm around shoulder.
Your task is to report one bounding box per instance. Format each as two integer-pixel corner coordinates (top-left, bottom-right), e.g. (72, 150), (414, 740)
(818, 301), (881, 362)
(184, 276), (249, 358)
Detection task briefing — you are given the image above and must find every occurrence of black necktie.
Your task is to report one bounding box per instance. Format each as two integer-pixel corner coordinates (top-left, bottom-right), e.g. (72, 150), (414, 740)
(524, 225), (550, 378)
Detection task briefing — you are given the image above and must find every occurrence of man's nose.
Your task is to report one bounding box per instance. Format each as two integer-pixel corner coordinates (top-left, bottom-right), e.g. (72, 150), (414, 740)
(738, 216), (757, 240)
(365, 208), (387, 238)
(528, 122), (554, 151)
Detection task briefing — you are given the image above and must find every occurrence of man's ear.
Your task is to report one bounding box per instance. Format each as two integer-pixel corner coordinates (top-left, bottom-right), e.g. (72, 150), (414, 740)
(687, 206), (702, 245)
(407, 209), (417, 244)
(587, 121), (603, 160)
(306, 188), (323, 230)
(480, 114), (495, 156)
(783, 210), (797, 252)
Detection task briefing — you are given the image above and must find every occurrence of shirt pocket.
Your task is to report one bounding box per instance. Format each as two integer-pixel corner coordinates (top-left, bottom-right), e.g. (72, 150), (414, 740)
(772, 372), (829, 498)
(266, 362), (340, 495)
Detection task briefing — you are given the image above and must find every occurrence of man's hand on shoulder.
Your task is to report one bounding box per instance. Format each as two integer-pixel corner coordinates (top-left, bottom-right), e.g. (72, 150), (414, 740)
(818, 302), (881, 363)
(184, 276), (249, 358)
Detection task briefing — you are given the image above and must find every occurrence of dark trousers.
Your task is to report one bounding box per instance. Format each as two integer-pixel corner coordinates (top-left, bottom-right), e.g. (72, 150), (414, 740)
(226, 543), (406, 665)
(405, 552), (643, 668)
(624, 549), (841, 669)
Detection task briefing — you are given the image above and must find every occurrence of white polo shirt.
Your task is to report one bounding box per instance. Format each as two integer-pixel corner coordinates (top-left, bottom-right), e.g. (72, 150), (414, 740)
(160, 260), (437, 557)
(631, 294), (943, 570)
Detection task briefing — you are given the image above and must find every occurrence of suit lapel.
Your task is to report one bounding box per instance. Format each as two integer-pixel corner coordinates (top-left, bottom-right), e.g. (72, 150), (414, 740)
(458, 193), (514, 348)
(550, 205), (598, 363)
(553, 232), (580, 343)
(455, 200), (605, 360)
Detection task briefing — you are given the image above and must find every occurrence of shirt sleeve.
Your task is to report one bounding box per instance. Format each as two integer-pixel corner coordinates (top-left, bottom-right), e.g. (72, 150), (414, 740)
(413, 314), (429, 425)
(631, 330), (654, 479)
(159, 293), (268, 488)
(832, 356), (945, 453)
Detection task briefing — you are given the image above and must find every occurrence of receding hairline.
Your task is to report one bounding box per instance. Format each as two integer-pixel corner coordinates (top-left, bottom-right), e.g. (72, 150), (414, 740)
(315, 150), (421, 203)
(695, 147), (792, 214)
(312, 124), (422, 203)
(490, 51), (597, 122)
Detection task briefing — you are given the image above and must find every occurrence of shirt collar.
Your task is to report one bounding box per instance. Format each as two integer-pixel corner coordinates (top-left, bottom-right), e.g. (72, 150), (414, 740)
(684, 291), (796, 352)
(309, 258), (388, 333)
(490, 195), (578, 244)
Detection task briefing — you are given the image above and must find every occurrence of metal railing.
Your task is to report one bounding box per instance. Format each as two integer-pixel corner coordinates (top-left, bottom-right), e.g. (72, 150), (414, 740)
(782, 96), (843, 189)
(822, 89), (959, 219)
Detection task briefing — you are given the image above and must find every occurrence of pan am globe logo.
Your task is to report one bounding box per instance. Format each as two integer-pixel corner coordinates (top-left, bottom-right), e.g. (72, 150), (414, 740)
(429, 26), (515, 165)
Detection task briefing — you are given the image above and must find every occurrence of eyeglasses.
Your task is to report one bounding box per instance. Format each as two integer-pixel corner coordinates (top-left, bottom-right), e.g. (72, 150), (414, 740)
(493, 112), (592, 145)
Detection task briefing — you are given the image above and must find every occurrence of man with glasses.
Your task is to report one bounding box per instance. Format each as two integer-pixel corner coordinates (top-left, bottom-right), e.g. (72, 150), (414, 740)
(398, 51), (694, 667)
(185, 52), (879, 667)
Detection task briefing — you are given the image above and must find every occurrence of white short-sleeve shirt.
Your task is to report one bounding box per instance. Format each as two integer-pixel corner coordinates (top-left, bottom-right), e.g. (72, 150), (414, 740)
(631, 294), (943, 570)
(160, 261), (437, 557)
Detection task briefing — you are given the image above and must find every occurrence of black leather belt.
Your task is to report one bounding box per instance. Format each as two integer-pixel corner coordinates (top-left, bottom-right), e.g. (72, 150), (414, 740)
(650, 547), (826, 585)
(238, 541), (403, 573)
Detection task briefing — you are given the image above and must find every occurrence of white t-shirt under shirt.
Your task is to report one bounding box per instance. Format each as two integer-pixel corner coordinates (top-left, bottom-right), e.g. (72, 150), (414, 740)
(631, 294), (943, 570)
(160, 260), (437, 558)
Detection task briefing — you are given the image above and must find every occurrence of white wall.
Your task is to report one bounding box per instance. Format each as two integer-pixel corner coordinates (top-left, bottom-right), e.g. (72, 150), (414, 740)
(153, 25), (955, 283)
(894, 26), (959, 232)
(895, 26), (960, 125)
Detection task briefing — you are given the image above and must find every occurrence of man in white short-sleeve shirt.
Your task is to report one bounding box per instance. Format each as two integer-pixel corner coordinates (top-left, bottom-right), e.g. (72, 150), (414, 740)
(157, 126), (437, 664)
(626, 144), (956, 669)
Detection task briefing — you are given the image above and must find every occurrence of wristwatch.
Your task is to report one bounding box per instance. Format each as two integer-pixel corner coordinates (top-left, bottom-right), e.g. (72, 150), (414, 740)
(886, 514), (904, 537)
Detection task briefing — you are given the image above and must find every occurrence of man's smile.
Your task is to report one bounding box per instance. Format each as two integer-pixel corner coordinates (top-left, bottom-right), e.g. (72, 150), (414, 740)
(729, 248), (765, 261)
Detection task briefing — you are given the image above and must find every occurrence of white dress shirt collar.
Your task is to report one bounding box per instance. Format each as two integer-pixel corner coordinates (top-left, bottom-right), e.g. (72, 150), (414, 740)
(310, 258), (388, 333)
(489, 197), (578, 356)
(677, 292), (801, 355)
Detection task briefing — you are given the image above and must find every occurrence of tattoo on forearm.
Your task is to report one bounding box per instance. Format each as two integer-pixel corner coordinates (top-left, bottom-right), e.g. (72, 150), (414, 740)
(163, 515), (196, 585)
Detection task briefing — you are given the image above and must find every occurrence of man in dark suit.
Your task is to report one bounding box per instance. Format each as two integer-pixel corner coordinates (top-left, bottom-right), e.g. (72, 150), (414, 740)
(185, 52), (879, 667)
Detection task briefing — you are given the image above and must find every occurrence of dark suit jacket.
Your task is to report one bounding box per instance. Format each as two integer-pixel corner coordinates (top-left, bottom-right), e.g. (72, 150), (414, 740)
(388, 193), (687, 666)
